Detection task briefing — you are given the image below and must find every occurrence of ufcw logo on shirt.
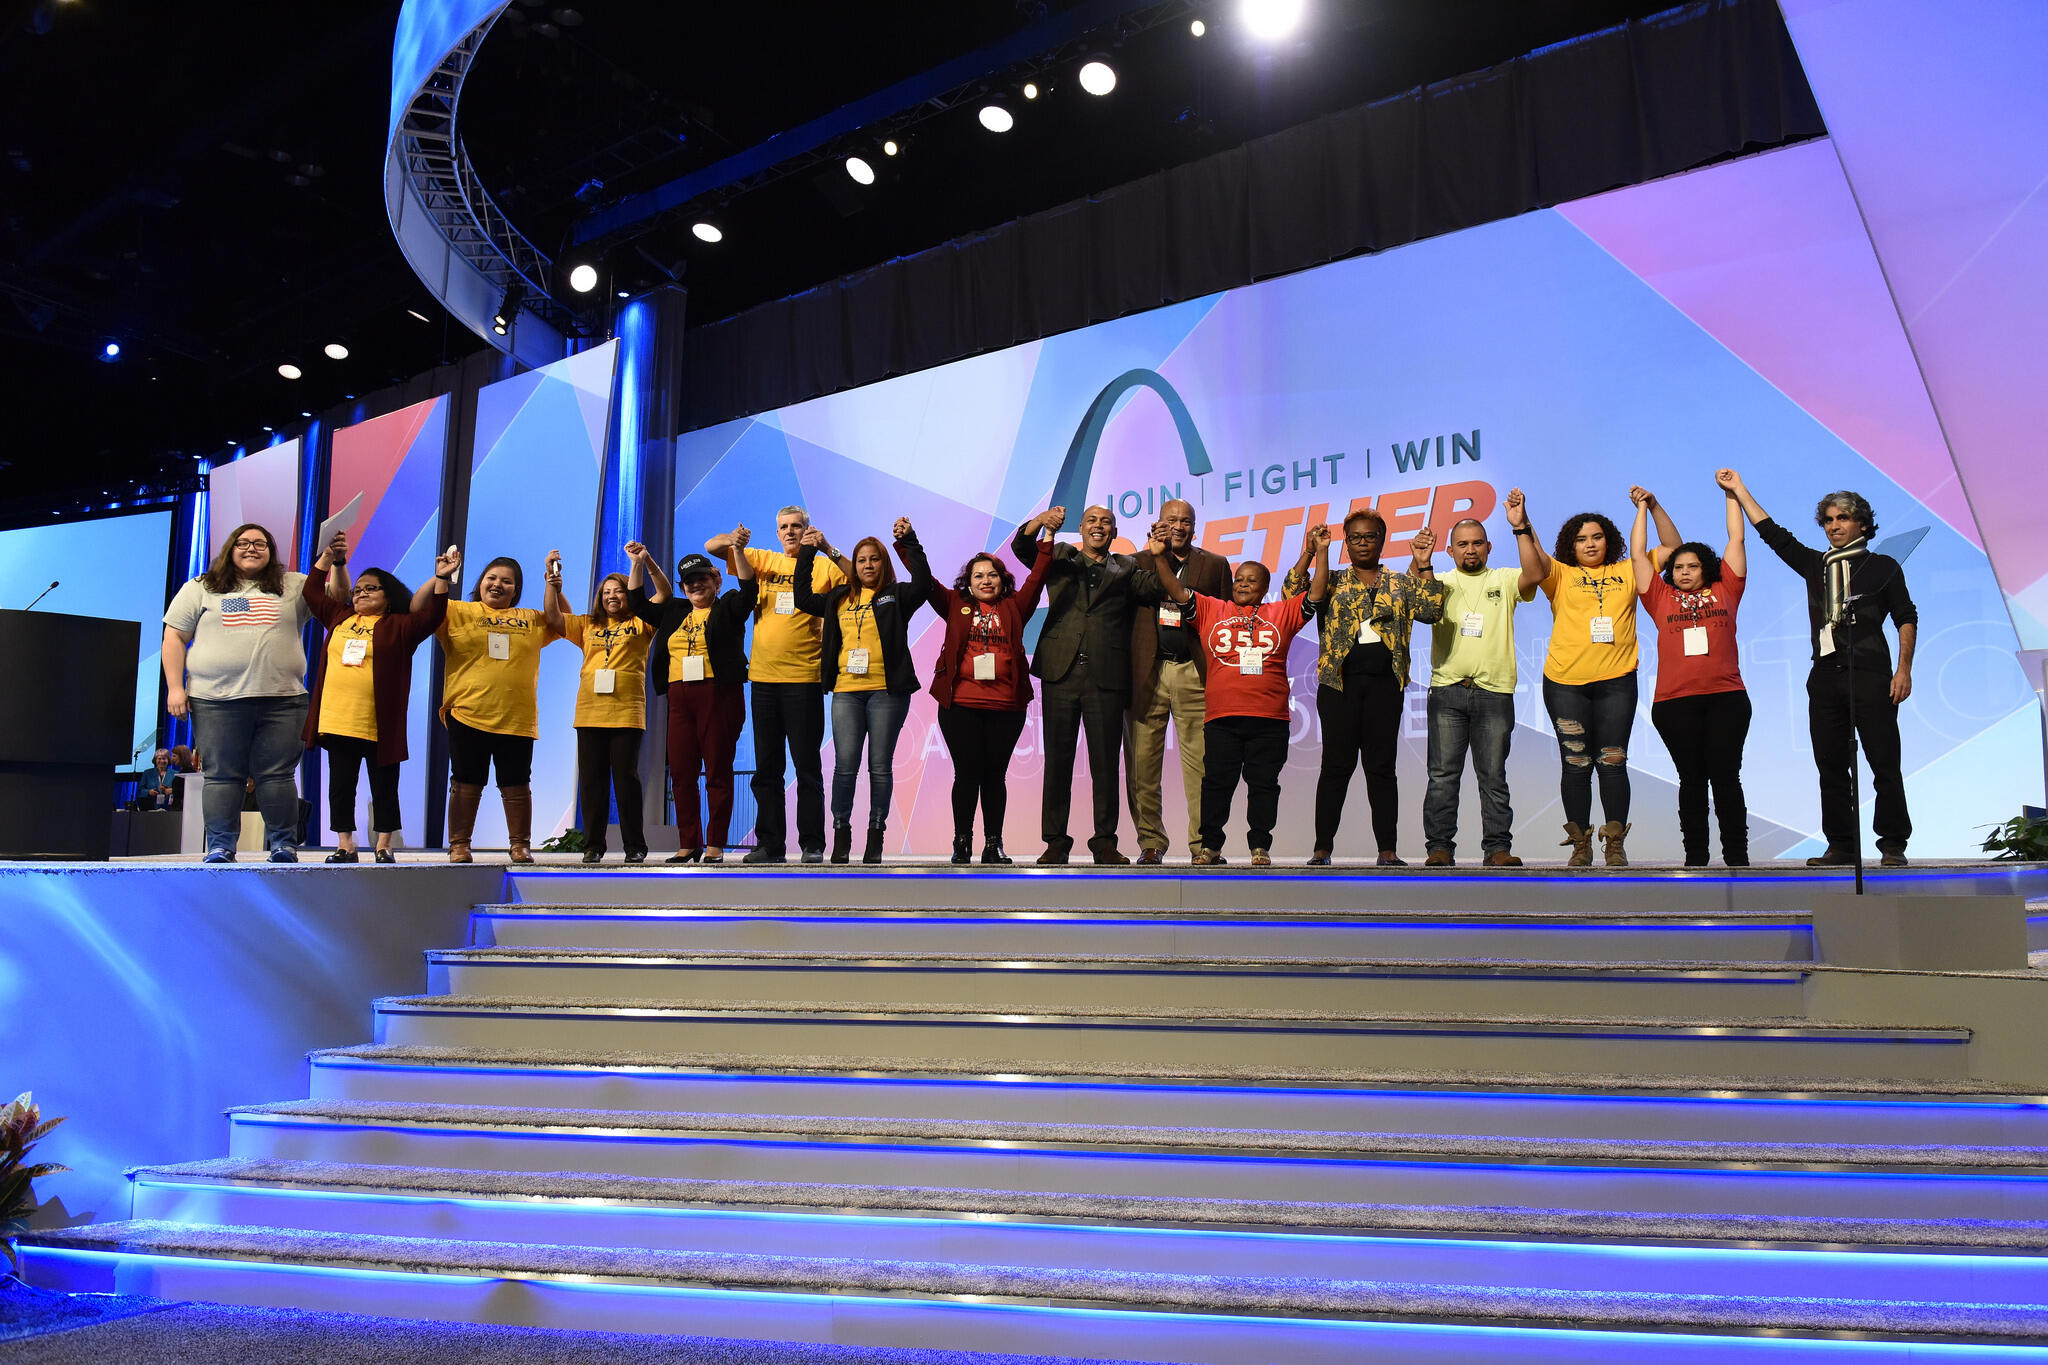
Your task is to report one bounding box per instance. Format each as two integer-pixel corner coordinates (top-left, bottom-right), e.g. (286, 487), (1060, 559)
(220, 596), (280, 628)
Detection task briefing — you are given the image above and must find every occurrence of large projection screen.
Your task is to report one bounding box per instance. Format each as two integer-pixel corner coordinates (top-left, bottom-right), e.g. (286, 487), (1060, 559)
(674, 140), (2040, 861)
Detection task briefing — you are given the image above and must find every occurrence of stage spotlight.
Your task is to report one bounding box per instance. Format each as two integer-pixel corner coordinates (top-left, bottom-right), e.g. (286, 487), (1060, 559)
(882, 139), (899, 157)
(1022, 82), (1039, 100)
(568, 263), (599, 293)
(691, 221), (723, 243)
(1078, 60), (1116, 96)
(323, 342), (349, 360)
(406, 308), (432, 323)
(1191, 18), (1206, 36)
(978, 103), (1014, 133)
(616, 289), (630, 299)
(1241, 0), (1305, 40)
(277, 363), (302, 380)
(97, 340), (121, 362)
(845, 155), (875, 185)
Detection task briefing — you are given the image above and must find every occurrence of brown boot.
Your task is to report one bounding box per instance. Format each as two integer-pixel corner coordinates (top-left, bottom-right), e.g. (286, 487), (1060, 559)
(1598, 820), (1631, 868)
(446, 782), (483, 863)
(502, 785), (535, 864)
(1560, 822), (1593, 868)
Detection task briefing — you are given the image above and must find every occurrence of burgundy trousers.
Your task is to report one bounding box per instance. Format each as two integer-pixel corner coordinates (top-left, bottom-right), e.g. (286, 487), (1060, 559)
(667, 680), (745, 848)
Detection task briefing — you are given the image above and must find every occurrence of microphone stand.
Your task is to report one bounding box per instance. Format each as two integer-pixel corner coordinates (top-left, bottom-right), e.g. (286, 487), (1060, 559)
(24, 581), (57, 610)
(1822, 541), (1869, 896)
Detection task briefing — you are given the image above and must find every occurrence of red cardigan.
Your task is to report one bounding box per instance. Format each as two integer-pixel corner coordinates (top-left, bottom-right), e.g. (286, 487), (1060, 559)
(923, 541), (1053, 710)
(300, 576), (448, 766)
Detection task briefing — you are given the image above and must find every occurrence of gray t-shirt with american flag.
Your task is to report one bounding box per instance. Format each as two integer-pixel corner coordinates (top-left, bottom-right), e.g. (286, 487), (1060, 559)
(164, 572), (312, 700)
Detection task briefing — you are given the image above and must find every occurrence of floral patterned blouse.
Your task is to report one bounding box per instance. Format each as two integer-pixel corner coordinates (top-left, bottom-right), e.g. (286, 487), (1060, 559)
(1281, 563), (1447, 691)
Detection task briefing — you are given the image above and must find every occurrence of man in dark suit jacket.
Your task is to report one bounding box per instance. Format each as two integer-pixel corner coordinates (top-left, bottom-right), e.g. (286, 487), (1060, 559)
(1011, 503), (1144, 864)
(1126, 499), (1233, 864)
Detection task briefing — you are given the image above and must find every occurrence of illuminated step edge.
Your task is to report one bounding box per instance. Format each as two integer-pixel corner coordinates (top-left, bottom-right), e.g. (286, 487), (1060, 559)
(22, 1222), (2048, 1348)
(129, 1158), (2048, 1255)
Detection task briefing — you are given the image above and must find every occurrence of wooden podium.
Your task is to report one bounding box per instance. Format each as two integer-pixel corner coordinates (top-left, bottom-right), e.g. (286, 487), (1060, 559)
(0, 609), (139, 860)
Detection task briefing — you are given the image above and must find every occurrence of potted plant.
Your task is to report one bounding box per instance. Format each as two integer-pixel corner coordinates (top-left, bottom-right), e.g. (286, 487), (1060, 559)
(1981, 807), (2048, 862)
(2, 1092), (66, 1275)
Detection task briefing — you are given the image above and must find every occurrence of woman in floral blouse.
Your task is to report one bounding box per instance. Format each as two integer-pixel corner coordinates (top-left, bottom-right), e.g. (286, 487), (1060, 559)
(1283, 509), (1445, 865)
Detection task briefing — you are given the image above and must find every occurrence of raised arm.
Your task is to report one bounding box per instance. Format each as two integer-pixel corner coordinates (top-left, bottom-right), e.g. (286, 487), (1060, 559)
(1505, 488), (1549, 592)
(1405, 526), (1445, 622)
(1634, 486), (1681, 552)
(413, 545), (460, 611)
(1628, 489), (1658, 588)
(1719, 467), (1769, 527)
(541, 549), (568, 636)
(729, 526), (755, 579)
(1721, 468), (1819, 576)
(1143, 529), (1192, 604)
(1410, 522), (1437, 581)
(891, 517), (931, 616)
(1716, 472), (1747, 578)
(1010, 505), (1066, 563)
(305, 533), (352, 627)
(791, 536), (831, 616)
(1014, 536), (1057, 614)
(1306, 523), (1333, 603)
(628, 541), (671, 605)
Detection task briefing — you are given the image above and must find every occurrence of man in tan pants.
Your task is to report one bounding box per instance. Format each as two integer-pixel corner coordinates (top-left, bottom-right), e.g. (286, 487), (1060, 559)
(1126, 499), (1233, 863)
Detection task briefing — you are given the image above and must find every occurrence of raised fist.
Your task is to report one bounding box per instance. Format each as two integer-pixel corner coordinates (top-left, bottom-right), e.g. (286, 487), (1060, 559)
(545, 549), (563, 583)
(801, 527), (825, 549)
(623, 540), (648, 563)
(1715, 468), (1742, 492)
(1411, 525), (1437, 557)
(732, 525), (752, 550)
(892, 517), (912, 540)
(436, 546), (462, 579)
(1044, 505), (1067, 533)
(1504, 489), (1527, 528)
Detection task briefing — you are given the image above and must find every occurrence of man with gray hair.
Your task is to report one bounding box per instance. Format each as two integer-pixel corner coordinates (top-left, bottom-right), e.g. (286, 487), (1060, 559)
(706, 507), (853, 863)
(1127, 499), (1232, 863)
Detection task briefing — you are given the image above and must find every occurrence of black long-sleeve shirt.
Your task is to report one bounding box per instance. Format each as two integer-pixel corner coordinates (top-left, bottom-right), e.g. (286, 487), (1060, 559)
(1755, 518), (1916, 672)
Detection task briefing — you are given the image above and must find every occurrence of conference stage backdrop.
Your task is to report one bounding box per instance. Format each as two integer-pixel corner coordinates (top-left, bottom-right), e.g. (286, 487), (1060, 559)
(674, 138), (2040, 860)
(465, 340), (619, 845)
(206, 439), (301, 562)
(324, 395), (451, 842)
(0, 508), (176, 763)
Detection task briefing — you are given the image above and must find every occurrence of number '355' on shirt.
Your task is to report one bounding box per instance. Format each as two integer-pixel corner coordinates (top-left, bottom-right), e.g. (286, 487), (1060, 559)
(1190, 593), (1318, 722)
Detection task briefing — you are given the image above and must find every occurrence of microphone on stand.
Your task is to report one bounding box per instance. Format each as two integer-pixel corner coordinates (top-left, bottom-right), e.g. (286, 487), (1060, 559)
(24, 580), (58, 610)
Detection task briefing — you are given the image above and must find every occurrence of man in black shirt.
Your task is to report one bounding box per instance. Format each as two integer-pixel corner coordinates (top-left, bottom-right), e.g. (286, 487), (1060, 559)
(1720, 469), (1917, 866)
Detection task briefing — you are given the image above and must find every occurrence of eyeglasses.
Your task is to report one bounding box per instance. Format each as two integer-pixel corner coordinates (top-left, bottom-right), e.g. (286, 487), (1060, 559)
(1345, 530), (1385, 543)
(231, 538), (269, 550)
(350, 585), (383, 597)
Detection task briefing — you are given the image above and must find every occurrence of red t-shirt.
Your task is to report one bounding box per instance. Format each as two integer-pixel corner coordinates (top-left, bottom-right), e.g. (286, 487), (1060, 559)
(1191, 593), (1315, 722)
(951, 601), (1021, 710)
(1641, 570), (1746, 702)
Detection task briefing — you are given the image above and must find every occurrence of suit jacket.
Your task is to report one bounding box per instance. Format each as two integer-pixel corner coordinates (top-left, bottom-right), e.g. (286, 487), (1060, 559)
(1009, 528), (1142, 690)
(1128, 544), (1233, 714)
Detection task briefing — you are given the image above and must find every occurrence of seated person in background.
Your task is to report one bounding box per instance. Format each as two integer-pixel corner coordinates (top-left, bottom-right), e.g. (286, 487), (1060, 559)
(136, 748), (178, 810)
(171, 745), (200, 773)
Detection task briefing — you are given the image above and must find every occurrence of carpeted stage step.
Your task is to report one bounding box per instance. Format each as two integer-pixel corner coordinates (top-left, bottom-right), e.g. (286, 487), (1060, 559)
(27, 1219), (2048, 1354)
(309, 1042), (2048, 1146)
(220, 1098), (2048, 1221)
(470, 902), (1817, 963)
(368, 993), (1971, 1081)
(424, 947), (1814, 1018)
(129, 1156), (2048, 1253)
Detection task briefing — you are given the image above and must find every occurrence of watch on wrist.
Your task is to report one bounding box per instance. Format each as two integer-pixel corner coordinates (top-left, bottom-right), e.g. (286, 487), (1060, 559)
(1513, 525), (1534, 537)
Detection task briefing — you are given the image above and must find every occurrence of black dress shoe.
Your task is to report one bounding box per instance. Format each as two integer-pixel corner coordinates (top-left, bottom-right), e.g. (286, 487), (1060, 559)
(742, 846), (786, 864)
(1805, 848), (1856, 867)
(1880, 850), (1910, 867)
(624, 849), (647, 864)
(581, 848), (604, 864)
(1305, 853), (1331, 867)
(982, 840), (1012, 866)
(799, 847), (825, 864)
(324, 849), (358, 864)
(374, 848), (395, 864)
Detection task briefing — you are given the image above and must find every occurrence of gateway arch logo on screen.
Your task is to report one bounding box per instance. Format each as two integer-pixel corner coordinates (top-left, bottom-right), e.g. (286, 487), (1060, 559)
(1049, 369), (1214, 512)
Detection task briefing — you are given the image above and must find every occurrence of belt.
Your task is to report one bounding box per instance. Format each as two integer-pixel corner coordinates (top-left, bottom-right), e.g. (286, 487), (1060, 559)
(1157, 651), (1193, 664)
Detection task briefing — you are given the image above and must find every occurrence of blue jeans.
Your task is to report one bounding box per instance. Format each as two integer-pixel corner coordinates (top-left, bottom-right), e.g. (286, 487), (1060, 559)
(188, 695), (309, 855)
(1541, 672), (1638, 828)
(831, 689), (910, 829)
(1423, 683), (1517, 855)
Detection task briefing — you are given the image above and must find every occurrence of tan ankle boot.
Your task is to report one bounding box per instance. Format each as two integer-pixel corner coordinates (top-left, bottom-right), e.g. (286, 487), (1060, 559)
(446, 782), (483, 863)
(1560, 822), (1593, 868)
(502, 785), (534, 863)
(1598, 820), (1631, 868)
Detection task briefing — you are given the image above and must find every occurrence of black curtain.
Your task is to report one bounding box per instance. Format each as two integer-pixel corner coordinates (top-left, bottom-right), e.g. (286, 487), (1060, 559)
(681, 0), (1823, 433)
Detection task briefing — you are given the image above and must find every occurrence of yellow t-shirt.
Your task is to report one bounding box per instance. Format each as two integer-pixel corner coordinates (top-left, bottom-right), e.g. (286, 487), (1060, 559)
(1541, 556), (1641, 685)
(437, 598), (559, 739)
(563, 612), (654, 729)
(745, 546), (845, 684)
(320, 615), (379, 742)
(667, 606), (716, 682)
(834, 587), (886, 692)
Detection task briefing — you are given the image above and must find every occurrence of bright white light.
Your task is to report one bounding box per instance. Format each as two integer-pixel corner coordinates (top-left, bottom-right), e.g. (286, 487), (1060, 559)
(616, 290), (630, 300)
(1190, 18), (1206, 36)
(1241, 0), (1304, 40)
(978, 104), (1013, 133)
(323, 342), (349, 360)
(1022, 82), (1039, 100)
(568, 263), (599, 293)
(1078, 61), (1116, 96)
(845, 155), (875, 185)
(882, 140), (899, 157)
(691, 222), (723, 243)
(277, 363), (302, 380)
(102, 341), (120, 358)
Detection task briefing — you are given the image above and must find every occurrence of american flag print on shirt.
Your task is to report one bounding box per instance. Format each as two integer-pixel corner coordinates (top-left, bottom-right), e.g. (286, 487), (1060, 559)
(219, 595), (281, 628)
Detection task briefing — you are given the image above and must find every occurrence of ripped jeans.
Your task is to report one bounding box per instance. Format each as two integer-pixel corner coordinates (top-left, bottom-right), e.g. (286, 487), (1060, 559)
(1541, 672), (1637, 829)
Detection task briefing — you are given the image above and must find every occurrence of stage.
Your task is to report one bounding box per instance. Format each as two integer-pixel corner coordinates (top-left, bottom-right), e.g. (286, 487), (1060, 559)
(12, 856), (2048, 1359)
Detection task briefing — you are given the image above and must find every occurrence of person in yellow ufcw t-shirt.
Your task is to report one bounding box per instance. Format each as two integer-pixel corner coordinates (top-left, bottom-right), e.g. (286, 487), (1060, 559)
(704, 506), (852, 863)
(429, 553), (563, 865)
(544, 540), (661, 865)
(1506, 485), (1677, 870)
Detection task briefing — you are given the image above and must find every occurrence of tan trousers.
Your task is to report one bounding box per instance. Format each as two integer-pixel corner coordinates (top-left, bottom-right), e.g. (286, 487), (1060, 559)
(1125, 658), (1207, 855)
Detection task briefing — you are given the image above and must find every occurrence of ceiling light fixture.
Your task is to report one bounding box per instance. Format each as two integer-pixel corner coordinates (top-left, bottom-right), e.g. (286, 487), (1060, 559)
(323, 342), (349, 360)
(278, 363), (302, 380)
(978, 103), (1014, 133)
(1078, 60), (1117, 96)
(1241, 0), (1306, 40)
(691, 221), (723, 243)
(1022, 82), (1039, 100)
(568, 263), (599, 293)
(882, 139), (899, 157)
(406, 308), (431, 323)
(1191, 18), (1207, 36)
(97, 340), (121, 362)
(845, 155), (875, 185)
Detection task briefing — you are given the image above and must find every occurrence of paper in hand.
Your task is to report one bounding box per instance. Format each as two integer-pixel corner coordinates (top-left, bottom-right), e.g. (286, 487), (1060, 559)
(315, 492), (365, 552)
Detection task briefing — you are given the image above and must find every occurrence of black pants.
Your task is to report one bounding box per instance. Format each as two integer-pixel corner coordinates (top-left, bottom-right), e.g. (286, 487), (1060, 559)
(750, 681), (826, 855)
(1313, 678), (1403, 853)
(577, 725), (647, 855)
(1807, 664), (1911, 853)
(937, 704), (1028, 843)
(321, 734), (400, 835)
(1200, 715), (1288, 855)
(446, 716), (533, 788)
(1039, 657), (1127, 854)
(1650, 690), (1752, 864)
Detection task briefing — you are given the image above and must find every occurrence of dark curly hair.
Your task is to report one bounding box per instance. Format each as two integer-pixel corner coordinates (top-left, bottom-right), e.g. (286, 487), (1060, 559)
(1660, 541), (1723, 590)
(471, 555), (524, 605)
(1552, 512), (1625, 566)
(952, 552), (1016, 600)
(1816, 490), (1877, 540)
(351, 567), (414, 615)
